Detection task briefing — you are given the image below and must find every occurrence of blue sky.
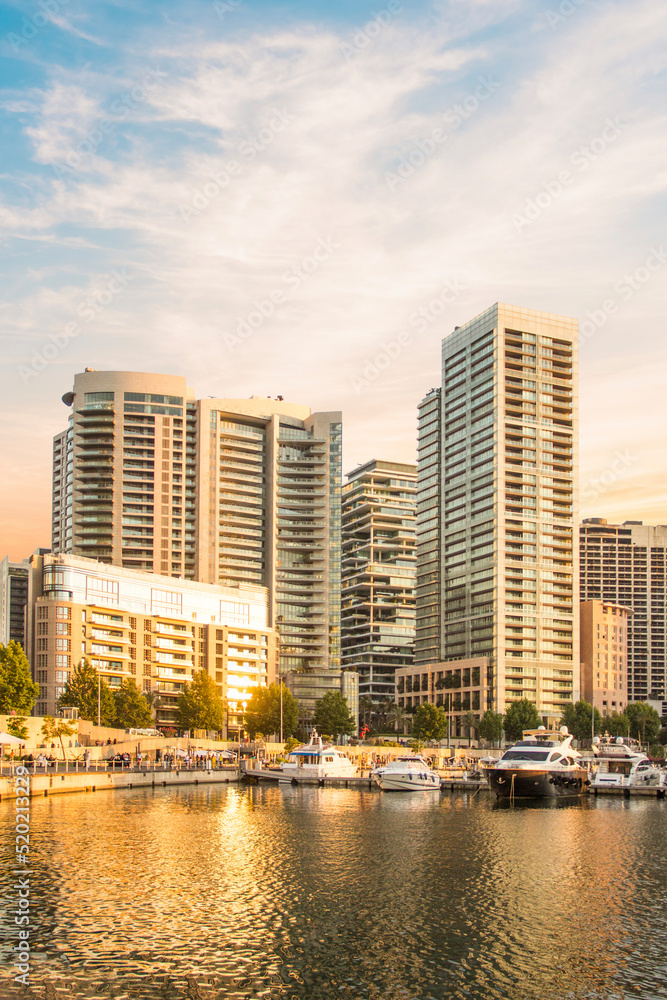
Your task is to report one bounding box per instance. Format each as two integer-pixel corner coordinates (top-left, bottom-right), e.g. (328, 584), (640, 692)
(1, 0), (666, 556)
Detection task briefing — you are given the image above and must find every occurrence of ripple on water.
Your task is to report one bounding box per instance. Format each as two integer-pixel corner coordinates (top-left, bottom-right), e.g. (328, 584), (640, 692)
(1, 786), (667, 999)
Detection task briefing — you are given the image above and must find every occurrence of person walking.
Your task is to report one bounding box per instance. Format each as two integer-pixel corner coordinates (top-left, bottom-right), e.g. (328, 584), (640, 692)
(84, 748), (91, 772)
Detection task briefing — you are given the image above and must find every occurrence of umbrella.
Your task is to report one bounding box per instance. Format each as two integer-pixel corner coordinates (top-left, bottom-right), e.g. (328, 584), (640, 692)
(0, 732), (23, 745)
(173, 748), (188, 757)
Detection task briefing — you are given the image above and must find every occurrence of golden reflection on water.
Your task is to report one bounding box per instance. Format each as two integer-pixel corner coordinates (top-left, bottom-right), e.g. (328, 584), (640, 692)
(1, 786), (666, 1000)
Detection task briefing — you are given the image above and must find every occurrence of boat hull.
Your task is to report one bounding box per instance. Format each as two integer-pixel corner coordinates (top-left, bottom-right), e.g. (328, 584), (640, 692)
(374, 771), (441, 792)
(486, 767), (588, 799)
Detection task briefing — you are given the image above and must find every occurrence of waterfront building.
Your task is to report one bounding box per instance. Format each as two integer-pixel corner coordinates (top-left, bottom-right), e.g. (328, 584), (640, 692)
(580, 519), (667, 704)
(580, 600), (630, 716)
(395, 658), (489, 743)
(52, 371), (343, 715)
(0, 556), (30, 649)
(414, 303), (580, 728)
(341, 460), (416, 705)
(26, 552), (276, 733)
(286, 667), (359, 734)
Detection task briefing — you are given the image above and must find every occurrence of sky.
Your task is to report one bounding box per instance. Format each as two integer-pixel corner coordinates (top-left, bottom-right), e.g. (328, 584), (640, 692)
(1, 0), (666, 560)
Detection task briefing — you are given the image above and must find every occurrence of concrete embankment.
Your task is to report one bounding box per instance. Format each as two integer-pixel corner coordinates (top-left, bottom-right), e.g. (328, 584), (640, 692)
(0, 767), (239, 801)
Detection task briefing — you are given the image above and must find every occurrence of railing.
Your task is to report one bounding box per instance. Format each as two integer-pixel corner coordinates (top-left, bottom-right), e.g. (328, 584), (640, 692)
(0, 757), (239, 777)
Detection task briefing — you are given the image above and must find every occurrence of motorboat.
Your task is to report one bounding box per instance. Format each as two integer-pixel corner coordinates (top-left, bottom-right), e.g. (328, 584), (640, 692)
(484, 726), (588, 799)
(279, 730), (357, 779)
(372, 756), (441, 791)
(590, 734), (664, 793)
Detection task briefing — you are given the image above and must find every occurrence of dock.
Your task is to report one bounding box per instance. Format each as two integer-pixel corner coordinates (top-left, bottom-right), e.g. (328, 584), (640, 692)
(0, 766), (240, 800)
(242, 765), (489, 792)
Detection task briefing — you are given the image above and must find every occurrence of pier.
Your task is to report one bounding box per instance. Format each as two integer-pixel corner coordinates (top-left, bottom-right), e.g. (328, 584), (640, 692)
(0, 765), (240, 800)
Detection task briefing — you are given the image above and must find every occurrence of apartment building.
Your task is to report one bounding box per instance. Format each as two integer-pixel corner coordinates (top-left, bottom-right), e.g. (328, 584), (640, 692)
(580, 519), (667, 703)
(26, 553), (276, 733)
(395, 658), (489, 740)
(415, 303), (580, 724)
(341, 460), (416, 702)
(580, 600), (630, 715)
(0, 556), (30, 648)
(52, 372), (343, 700)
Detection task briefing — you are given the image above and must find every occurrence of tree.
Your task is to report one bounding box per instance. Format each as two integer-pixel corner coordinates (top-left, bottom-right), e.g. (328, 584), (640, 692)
(560, 700), (602, 743)
(601, 711), (630, 737)
(312, 691), (355, 740)
(41, 716), (77, 759)
(58, 659), (116, 725)
(479, 710), (504, 747)
(625, 702), (661, 746)
(6, 716), (28, 740)
(176, 670), (225, 733)
(243, 683), (299, 740)
(358, 696), (373, 730)
(412, 703), (447, 742)
(462, 711), (479, 747)
(113, 679), (153, 729)
(503, 699), (541, 742)
(0, 641), (39, 714)
(388, 702), (407, 736)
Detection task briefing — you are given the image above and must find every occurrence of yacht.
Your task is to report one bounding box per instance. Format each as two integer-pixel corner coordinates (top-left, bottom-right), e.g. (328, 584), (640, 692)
(279, 731), (357, 780)
(590, 735), (664, 794)
(372, 756), (441, 792)
(484, 726), (588, 799)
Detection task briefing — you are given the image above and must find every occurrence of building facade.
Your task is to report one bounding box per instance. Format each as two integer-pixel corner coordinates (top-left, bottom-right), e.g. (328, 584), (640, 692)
(26, 553), (276, 733)
(580, 600), (630, 715)
(415, 303), (580, 724)
(341, 460), (416, 703)
(580, 519), (667, 703)
(0, 556), (30, 649)
(52, 372), (343, 704)
(395, 657), (490, 740)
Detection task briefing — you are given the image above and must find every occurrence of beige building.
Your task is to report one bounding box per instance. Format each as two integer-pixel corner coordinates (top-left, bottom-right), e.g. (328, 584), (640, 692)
(52, 371), (343, 708)
(27, 553), (276, 735)
(395, 657), (489, 740)
(580, 600), (630, 716)
(416, 304), (580, 725)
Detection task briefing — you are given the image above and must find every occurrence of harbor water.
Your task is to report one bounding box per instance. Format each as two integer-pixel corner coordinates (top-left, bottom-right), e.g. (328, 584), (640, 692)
(1, 784), (667, 999)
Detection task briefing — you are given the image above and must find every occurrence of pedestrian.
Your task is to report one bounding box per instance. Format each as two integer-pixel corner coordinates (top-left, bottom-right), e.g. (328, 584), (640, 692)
(84, 748), (91, 772)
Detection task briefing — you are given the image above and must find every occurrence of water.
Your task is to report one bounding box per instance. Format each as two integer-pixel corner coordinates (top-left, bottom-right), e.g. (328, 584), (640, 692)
(1, 784), (667, 999)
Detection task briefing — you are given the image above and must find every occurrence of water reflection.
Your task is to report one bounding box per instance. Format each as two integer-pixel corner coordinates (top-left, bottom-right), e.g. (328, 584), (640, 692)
(1, 786), (666, 999)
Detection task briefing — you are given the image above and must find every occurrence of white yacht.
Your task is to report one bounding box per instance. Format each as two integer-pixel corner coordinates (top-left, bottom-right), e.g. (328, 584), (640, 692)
(484, 726), (588, 799)
(372, 756), (441, 792)
(590, 735), (664, 794)
(279, 731), (357, 780)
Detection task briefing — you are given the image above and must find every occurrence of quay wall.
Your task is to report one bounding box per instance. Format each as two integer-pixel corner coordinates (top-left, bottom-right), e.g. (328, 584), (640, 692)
(0, 767), (240, 801)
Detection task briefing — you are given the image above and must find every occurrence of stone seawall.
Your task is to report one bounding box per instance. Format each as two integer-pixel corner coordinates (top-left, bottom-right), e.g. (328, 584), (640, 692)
(0, 767), (240, 800)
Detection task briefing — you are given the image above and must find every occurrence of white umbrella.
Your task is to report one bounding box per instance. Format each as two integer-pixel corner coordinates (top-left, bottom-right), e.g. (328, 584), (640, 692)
(0, 732), (23, 745)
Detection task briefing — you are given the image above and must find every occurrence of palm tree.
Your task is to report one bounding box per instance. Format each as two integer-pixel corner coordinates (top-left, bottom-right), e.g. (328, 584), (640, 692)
(359, 696), (373, 730)
(388, 703), (407, 737)
(463, 711), (478, 748)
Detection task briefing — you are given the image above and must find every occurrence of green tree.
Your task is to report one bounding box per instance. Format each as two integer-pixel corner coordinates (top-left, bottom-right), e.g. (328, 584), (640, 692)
(113, 679), (153, 729)
(479, 710), (504, 747)
(6, 716), (28, 740)
(0, 641), (39, 714)
(601, 711), (630, 737)
(625, 701), (661, 746)
(462, 710), (478, 747)
(560, 700), (602, 743)
(388, 702), (407, 736)
(41, 716), (77, 759)
(58, 659), (116, 725)
(176, 670), (225, 733)
(243, 683), (299, 740)
(312, 691), (355, 740)
(503, 699), (541, 742)
(411, 703), (447, 742)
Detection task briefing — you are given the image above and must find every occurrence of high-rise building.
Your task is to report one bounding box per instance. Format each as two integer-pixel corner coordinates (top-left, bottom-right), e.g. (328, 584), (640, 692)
(580, 600), (630, 715)
(415, 303), (580, 727)
(341, 460), (416, 703)
(580, 519), (667, 703)
(53, 371), (343, 710)
(0, 556), (30, 648)
(27, 552), (276, 731)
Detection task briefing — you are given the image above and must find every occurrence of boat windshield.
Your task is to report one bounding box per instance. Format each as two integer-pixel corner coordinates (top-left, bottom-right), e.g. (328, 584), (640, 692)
(501, 750), (550, 762)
